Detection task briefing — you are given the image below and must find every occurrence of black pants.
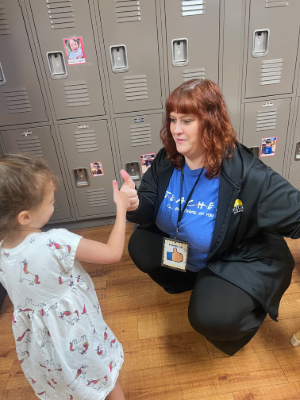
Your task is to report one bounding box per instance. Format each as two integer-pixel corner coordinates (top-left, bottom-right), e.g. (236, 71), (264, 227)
(128, 225), (266, 356)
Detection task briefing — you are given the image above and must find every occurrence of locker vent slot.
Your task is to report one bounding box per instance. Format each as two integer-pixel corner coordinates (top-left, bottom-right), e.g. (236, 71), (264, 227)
(87, 188), (108, 208)
(4, 88), (31, 114)
(74, 129), (98, 153)
(183, 68), (205, 81)
(115, 0), (141, 23)
(64, 82), (90, 107)
(54, 202), (59, 213)
(181, 0), (205, 16)
(265, 0), (288, 8)
(17, 136), (43, 156)
(130, 123), (151, 147)
(47, 0), (76, 29)
(260, 59), (282, 85)
(124, 75), (148, 101)
(256, 109), (277, 131)
(0, 5), (10, 35)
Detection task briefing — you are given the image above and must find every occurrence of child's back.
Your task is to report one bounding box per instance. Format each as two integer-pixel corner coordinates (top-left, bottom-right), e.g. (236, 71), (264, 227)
(0, 228), (123, 399)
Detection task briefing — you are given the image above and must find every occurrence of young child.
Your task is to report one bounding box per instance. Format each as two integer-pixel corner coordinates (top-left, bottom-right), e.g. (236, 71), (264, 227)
(0, 154), (129, 400)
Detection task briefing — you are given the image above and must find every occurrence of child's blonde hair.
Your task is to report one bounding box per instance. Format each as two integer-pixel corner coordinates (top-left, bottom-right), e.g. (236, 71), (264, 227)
(0, 154), (54, 240)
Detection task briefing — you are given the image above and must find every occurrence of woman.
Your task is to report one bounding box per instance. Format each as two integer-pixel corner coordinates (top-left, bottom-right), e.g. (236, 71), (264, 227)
(120, 79), (299, 355)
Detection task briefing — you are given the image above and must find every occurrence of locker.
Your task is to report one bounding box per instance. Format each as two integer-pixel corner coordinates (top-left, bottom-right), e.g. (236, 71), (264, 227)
(165, 0), (220, 93)
(0, 0), (48, 127)
(29, 0), (106, 120)
(242, 98), (291, 175)
(115, 113), (163, 185)
(0, 126), (73, 222)
(59, 120), (116, 218)
(245, 0), (300, 99)
(288, 98), (300, 189)
(98, 0), (162, 114)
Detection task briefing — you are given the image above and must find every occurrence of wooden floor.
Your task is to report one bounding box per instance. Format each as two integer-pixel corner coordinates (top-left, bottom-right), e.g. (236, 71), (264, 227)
(2, 223), (300, 399)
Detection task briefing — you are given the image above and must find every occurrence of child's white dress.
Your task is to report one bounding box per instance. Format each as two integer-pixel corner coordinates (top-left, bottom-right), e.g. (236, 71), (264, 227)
(0, 229), (124, 400)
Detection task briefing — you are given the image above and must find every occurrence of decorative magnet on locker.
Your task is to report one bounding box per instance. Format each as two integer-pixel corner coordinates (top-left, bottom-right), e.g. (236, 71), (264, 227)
(110, 45), (129, 73)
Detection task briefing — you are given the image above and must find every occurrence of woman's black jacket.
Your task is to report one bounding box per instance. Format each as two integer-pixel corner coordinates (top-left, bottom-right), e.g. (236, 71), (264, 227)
(126, 143), (300, 320)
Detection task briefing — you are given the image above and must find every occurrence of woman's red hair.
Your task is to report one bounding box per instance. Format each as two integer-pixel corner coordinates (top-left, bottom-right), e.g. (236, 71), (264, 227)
(160, 79), (236, 178)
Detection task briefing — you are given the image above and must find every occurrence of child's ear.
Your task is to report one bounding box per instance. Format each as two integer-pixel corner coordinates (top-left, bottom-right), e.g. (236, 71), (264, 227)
(18, 211), (31, 226)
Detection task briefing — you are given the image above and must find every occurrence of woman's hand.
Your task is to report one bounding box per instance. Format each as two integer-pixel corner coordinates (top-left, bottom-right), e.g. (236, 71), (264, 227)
(119, 170), (139, 212)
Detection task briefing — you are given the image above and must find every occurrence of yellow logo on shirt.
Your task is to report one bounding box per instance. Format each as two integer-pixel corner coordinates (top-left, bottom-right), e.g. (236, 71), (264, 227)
(233, 199), (244, 214)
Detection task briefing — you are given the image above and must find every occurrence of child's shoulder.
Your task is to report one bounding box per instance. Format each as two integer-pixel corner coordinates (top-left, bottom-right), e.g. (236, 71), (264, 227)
(44, 228), (82, 248)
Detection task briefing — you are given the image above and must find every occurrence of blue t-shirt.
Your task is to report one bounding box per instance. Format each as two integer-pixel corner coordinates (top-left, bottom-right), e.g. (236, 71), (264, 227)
(156, 162), (220, 272)
(262, 146), (272, 154)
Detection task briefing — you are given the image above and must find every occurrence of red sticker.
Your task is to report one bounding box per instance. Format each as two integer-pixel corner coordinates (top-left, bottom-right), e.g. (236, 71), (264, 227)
(260, 137), (277, 157)
(63, 37), (86, 65)
(90, 161), (104, 177)
(140, 153), (156, 174)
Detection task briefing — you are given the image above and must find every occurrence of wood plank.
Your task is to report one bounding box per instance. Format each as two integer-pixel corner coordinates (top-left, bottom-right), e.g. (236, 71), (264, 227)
(273, 347), (300, 383)
(137, 308), (194, 340)
(233, 382), (300, 400)
(105, 315), (139, 343)
(121, 331), (209, 374)
(207, 352), (287, 395)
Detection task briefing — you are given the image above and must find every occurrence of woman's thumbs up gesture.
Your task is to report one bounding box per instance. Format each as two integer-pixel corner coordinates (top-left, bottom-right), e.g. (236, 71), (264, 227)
(119, 170), (139, 211)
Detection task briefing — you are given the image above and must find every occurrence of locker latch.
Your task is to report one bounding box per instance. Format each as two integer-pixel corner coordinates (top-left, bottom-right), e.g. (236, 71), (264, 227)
(294, 142), (300, 161)
(252, 30), (270, 57)
(47, 52), (68, 79)
(110, 45), (129, 73)
(249, 147), (260, 158)
(125, 162), (141, 181)
(73, 168), (90, 187)
(0, 62), (6, 86)
(171, 39), (188, 67)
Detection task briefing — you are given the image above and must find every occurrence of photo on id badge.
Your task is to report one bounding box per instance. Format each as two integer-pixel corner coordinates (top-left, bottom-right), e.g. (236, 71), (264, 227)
(162, 238), (188, 272)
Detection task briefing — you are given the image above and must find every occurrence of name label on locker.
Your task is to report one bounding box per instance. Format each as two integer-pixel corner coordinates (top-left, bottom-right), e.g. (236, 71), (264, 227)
(134, 118), (145, 123)
(78, 124), (89, 129)
(263, 102), (274, 107)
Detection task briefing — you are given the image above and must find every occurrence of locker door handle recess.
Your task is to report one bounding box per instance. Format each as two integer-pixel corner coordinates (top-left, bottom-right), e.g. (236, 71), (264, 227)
(47, 52), (68, 79)
(125, 162), (141, 181)
(110, 45), (129, 73)
(172, 39), (188, 67)
(252, 29), (270, 57)
(73, 168), (90, 188)
(294, 142), (300, 161)
(249, 147), (260, 158)
(0, 62), (6, 85)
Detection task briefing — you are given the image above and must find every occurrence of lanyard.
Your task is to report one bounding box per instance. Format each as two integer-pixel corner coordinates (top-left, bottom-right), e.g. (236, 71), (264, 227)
(174, 160), (204, 241)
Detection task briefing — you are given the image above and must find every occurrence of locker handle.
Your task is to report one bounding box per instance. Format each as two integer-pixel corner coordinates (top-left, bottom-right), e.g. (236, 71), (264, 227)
(110, 45), (129, 73)
(252, 29), (270, 58)
(125, 162), (141, 181)
(47, 52), (68, 79)
(171, 38), (188, 67)
(294, 142), (300, 161)
(0, 62), (6, 85)
(73, 168), (90, 188)
(249, 147), (260, 158)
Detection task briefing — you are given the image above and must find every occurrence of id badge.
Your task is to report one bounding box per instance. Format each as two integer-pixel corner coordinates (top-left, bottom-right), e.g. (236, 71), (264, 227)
(161, 237), (189, 272)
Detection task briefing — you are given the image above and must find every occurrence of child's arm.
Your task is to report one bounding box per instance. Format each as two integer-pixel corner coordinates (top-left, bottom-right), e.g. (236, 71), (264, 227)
(75, 180), (130, 264)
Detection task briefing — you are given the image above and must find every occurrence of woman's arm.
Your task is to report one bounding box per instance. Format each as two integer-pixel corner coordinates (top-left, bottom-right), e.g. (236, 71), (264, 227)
(75, 181), (129, 264)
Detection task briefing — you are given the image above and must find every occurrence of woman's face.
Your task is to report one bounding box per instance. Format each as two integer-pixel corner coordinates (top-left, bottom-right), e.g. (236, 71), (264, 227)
(70, 39), (79, 52)
(170, 112), (202, 161)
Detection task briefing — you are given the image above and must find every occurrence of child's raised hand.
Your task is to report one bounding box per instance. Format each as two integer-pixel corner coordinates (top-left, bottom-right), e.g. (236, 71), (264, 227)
(112, 180), (130, 211)
(119, 170), (139, 211)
